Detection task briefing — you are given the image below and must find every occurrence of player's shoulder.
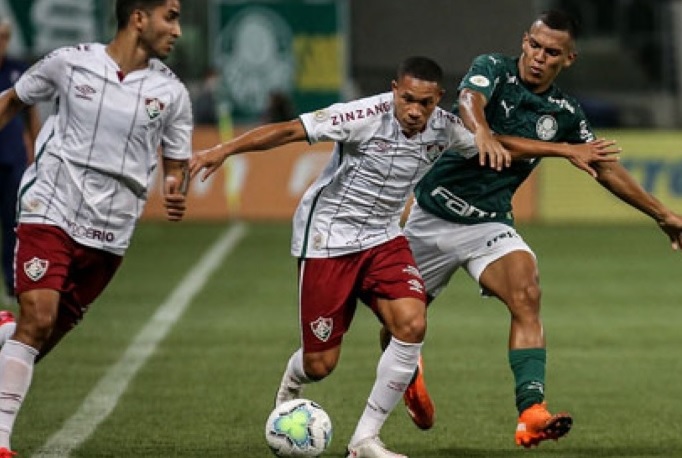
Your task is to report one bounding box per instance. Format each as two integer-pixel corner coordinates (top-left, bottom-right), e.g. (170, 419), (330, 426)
(148, 58), (181, 81)
(311, 92), (392, 126)
(43, 43), (99, 62)
(547, 85), (584, 115)
(432, 105), (463, 128)
(471, 52), (514, 68)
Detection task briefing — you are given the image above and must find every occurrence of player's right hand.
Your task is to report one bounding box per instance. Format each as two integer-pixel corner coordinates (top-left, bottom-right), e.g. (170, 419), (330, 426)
(475, 129), (511, 171)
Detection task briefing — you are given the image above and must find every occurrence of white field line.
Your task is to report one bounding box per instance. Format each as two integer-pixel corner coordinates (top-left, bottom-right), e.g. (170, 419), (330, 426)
(31, 223), (247, 457)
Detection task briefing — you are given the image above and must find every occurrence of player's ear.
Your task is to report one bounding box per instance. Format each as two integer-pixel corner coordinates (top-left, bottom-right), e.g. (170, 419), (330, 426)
(563, 50), (577, 69)
(435, 87), (445, 104)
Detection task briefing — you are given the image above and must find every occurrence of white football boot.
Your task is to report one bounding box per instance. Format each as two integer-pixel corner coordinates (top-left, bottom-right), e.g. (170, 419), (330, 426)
(274, 372), (303, 407)
(345, 437), (407, 458)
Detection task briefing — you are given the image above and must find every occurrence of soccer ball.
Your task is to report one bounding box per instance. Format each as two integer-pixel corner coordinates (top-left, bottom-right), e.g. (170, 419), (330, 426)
(265, 398), (333, 457)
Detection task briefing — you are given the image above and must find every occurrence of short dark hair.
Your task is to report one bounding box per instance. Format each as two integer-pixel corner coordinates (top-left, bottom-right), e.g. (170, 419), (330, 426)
(397, 56), (443, 85)
(115, 0), (170, 30)
(537, 10), (580, 40)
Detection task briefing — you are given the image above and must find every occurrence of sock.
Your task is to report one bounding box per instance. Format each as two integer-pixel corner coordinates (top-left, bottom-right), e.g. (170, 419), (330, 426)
(0, 323), (16, 348)
(509, 348), (546, 414)
(285, 348), (312, 386)
(349, 337), (422, 446)
(0, 340), (39, 449)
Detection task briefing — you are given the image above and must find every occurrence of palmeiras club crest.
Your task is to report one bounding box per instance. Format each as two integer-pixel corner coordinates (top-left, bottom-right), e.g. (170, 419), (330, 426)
(145, 98), (165, 119)
(310, 317), (333, 342)
(24, 257), (49, 281)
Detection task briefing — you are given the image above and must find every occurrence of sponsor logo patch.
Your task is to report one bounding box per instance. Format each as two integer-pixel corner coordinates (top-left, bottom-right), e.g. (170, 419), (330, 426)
(469, 75), (490, 87)
(313, 109), (329, 122)
(24, 257), (49, 281)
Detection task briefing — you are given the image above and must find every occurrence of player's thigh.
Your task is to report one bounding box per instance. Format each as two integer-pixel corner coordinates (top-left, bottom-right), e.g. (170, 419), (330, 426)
(467, 224), (537, 299)
(298, 257), (360, 354)
(404, 203), (467, 299)
(360, 237), (427, 341)
(60, 242), (122, 327)
(16, 223), (122, 327)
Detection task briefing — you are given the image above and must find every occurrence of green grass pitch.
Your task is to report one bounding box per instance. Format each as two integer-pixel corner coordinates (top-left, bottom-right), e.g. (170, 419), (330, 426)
(10, 221), (682, 457)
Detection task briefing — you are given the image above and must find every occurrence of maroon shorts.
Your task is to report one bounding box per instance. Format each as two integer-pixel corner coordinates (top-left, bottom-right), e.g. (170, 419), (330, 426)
(14, 223), (123, 327)
(298, 236), (426, 352)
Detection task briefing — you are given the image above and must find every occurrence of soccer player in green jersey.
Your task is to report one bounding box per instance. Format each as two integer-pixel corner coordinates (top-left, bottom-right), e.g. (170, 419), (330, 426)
(389, 9), (682, 448)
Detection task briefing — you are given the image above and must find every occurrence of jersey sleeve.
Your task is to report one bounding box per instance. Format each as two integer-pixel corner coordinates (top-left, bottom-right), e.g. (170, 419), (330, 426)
(299, 93), (391, 144)
(457, 54), (506, 101)
(443, 110), (479, 159)
(14, 47), (68, 104)
(161, 84), (193, 160)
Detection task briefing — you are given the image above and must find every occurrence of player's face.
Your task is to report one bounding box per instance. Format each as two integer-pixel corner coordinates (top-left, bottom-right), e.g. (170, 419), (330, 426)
(391, 75), (444, 138)
(519, 21), (576, 93)
(139, 0), (182, 60)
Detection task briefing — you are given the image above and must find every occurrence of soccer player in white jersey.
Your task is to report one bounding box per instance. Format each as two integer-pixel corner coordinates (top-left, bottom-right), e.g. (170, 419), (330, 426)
(190, 56), (617, 458)
(0, 0), (191, 455)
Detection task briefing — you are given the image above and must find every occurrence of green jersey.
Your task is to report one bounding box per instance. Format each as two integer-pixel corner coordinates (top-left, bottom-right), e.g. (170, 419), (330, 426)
(415, 53), (595, 226)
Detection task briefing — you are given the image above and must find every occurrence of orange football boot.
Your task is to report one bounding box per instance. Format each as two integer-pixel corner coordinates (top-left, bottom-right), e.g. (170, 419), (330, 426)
(515, 402), (572, 448)
(0, 447), (16, 457)
(402, 355), (434, 430)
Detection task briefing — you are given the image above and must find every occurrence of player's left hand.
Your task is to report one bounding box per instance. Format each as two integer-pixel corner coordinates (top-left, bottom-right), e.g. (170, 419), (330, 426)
(657, 212), (682, 251)
(475, 129), (511, 171)
(189, 146), (228, 181)
(567, 138), (621, 178)
(163, 176), (186, 222)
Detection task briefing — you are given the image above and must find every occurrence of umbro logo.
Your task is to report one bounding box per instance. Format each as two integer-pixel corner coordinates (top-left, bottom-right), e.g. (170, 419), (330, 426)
(74, 84), (96, 100)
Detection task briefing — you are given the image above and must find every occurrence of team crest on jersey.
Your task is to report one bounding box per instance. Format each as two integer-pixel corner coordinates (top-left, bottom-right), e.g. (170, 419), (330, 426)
(310, 317), (333, 342)
(24, 257), (49, 281)
(425, 142), (447, 162)
(536, 115), (558, 140)
(145, 98), (165, 119)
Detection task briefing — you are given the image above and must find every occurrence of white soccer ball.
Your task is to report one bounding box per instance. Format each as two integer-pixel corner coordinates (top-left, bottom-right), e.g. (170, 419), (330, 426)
(265, 398), (333, 457)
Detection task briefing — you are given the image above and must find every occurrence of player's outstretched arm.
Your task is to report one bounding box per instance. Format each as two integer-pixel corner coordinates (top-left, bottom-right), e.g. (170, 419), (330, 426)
(593, 161), (682, 250)
(495, 136), (621, 177)
(190, 119), (307, 181)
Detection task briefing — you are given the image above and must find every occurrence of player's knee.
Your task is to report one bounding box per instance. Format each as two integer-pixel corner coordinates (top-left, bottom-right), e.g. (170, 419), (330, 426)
(303, 353), (338, 380)
(508, 282), (542, 317)
(390, 313), (426, 344)
(15, 298), (59, 348)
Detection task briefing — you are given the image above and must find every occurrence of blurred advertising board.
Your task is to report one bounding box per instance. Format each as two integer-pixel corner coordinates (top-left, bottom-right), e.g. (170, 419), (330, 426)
(144, 126), (334, 220)
(209, 0), (348, 124)
(539, 130), (682, 223)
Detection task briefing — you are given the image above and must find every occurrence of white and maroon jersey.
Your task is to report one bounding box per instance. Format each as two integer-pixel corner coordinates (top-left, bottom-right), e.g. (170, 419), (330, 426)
(292, 92), (478, 258)
(14, 43), (192, 255)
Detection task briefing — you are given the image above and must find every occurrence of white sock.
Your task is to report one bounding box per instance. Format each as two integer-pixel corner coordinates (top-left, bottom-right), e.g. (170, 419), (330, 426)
(285, 348), (311, 386)
(349, 337), (422, 445)
(0, 323), (16, 348)
(0, 340), (38, 449)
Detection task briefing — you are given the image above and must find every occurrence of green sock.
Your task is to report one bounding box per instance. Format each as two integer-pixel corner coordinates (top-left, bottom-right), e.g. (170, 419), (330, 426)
(509, 348), (546, 414)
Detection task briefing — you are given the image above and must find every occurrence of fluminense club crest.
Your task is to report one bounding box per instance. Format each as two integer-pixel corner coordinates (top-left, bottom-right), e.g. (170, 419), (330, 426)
(310, 317), (333, 342)
(145, 98), (165, 119)
(24, 257), (49, 281)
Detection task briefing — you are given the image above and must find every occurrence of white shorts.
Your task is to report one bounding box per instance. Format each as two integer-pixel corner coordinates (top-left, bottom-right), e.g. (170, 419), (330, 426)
(404, 202), (535, 299)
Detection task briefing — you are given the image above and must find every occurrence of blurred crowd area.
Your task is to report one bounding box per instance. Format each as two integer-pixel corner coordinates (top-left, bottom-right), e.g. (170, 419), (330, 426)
(4, 0), (681, 128)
